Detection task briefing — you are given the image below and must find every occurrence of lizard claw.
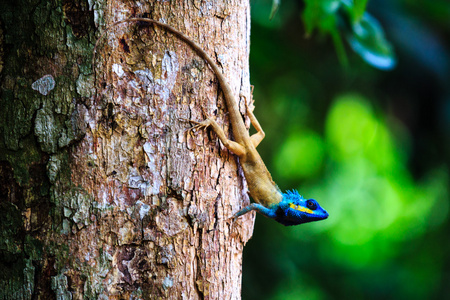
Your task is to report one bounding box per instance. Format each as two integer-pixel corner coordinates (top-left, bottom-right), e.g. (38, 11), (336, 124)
(189, 119), (213, 132)
(192, 119), (212, 130)
(179, 118), (213, 133)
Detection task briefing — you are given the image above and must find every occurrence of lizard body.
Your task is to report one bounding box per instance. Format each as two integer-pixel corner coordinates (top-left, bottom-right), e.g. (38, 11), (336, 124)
(94, 18), (329, 226)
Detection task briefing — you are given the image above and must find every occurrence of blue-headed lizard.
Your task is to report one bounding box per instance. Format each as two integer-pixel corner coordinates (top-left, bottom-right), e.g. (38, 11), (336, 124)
(94, 18), (329, 226)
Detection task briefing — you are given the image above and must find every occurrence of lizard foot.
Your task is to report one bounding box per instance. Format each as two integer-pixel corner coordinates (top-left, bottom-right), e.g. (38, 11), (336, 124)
(178, 118), (212, 133)
(188, 118), (213, 132)
(180, 117), (246, 155)
(178, 118), (211, 131)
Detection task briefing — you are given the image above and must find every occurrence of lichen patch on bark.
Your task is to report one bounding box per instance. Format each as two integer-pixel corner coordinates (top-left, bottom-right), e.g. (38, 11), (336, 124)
(31, 74), (56, 96)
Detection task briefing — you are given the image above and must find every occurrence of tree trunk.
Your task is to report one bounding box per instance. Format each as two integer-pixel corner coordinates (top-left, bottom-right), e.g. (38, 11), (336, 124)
(0, 0), (253, 299)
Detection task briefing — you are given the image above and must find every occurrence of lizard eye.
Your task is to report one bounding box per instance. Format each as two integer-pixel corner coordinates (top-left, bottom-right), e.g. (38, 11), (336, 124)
(306, 200), (317, 210)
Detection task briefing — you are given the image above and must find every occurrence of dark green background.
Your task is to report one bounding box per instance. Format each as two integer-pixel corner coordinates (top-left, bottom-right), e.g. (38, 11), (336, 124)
(243, 0), (450, 299)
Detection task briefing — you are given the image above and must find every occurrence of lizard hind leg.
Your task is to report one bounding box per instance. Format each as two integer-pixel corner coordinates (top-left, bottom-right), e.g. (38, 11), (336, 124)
(187, 118), (246, 157)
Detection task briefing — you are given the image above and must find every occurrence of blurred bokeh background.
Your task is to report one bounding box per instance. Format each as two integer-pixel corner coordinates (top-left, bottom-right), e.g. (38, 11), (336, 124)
(243, 0), (450, 299)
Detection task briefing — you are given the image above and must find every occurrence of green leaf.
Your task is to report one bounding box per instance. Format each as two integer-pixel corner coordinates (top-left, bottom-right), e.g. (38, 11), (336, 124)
(269, 0), (280, 20)
(340, 0), (368, 22)
(330, 28), (349, 68)
(302, 0), (341, 35)
(353, 0), (369, 21)
(345, 12), (396, 70)
(301, 0), (396, 70)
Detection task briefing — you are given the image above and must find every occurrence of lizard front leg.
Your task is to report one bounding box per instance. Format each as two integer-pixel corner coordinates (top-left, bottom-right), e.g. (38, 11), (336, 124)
(189, 118), (246, 157)
(233, 203), (277, 220)
(242, 88), (265, 148)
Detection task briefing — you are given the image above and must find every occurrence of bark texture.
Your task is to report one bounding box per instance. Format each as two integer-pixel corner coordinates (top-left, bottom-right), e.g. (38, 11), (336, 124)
(0, 0), (253, 299)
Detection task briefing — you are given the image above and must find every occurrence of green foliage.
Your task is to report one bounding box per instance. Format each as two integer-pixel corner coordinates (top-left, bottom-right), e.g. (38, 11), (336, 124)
(275, 130), (325, 179)
(267, 0), (396, 69)
(343, 11), (396, 70)
(245, 0), (450, 298)
(245, 92), (449, 299)
(304, 0), (396, 69)
(273, 94), (447, 247)
(302, 0), (341, 35)
(353, 0), (369, 21)
(318, 94), (447, 242)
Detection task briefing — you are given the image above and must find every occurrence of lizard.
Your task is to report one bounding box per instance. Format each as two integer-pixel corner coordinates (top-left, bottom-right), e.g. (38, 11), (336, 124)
(94, 17), (329, 226)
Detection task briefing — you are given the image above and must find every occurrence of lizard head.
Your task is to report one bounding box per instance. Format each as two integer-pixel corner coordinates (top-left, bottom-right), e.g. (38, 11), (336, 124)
(275, 190), (329, 226)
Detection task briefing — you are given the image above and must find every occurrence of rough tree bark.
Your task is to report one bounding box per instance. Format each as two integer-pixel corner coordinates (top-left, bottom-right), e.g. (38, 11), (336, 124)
(0, 0), (254, 299)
